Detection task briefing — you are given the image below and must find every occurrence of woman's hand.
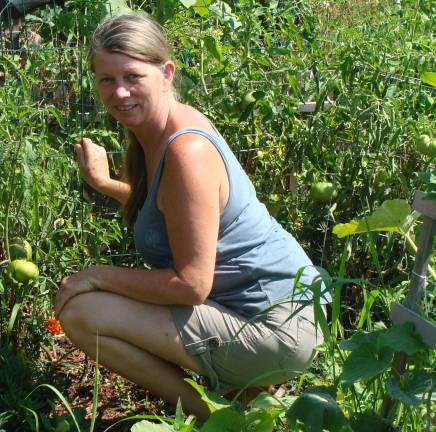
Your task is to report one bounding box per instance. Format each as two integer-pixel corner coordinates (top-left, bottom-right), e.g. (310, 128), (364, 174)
(75, 137), (111, 192)
(55, 267), (99, 318)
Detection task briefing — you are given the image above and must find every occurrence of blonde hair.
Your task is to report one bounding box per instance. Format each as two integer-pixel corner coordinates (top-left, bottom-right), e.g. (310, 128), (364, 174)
(89, 14), (175, 227)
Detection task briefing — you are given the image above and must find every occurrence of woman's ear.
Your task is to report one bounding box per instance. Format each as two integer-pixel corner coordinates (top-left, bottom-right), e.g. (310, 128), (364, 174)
(161, 61), (176, 92)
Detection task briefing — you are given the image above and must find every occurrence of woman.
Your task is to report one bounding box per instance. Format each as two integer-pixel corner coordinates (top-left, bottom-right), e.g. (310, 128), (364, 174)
(55, 14), (328, 421)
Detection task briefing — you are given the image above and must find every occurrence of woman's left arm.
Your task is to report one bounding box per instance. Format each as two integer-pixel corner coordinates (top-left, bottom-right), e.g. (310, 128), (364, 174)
(55, 133), (223, 317)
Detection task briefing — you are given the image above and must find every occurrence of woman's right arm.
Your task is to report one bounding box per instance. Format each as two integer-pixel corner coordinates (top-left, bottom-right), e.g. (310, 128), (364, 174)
(75, 137), (131, 205)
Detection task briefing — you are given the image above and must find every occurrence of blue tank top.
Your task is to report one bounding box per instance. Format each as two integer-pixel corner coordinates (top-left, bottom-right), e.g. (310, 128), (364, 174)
(133, 127), (328, 317)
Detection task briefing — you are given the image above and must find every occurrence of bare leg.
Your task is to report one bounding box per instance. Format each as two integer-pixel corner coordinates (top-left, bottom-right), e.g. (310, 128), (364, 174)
(59, 291), (210, 421)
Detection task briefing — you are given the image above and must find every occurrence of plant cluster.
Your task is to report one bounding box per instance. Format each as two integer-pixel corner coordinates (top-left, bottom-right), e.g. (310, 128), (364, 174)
(0, 0), (434, 431)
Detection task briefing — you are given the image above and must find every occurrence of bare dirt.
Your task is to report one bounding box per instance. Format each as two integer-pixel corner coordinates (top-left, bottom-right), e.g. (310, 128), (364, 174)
(44, 334), (169, 432)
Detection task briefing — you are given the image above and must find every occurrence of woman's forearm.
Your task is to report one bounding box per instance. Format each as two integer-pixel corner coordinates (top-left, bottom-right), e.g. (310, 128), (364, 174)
(89, 265), (210, 306)
(96, 178), (131, 205)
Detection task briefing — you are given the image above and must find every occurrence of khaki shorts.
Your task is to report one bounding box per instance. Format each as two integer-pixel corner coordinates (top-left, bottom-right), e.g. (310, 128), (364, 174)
(170, 299), (324, 394)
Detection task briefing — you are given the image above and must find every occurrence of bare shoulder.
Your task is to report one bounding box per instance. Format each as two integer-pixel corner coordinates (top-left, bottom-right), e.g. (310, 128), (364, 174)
(164, 132), (222, 178)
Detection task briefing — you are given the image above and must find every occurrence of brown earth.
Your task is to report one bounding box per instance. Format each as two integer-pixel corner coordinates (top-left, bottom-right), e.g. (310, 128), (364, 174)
(43, 334), (169, 432)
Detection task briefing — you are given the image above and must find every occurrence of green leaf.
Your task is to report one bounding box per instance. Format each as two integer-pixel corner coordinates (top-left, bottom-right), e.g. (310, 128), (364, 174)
(200, 407), (244, 432)
(203, 36), (224, 63)
(341, 344), (393, 384)
(349, 411), (393, 432)
(131, 420), (174, 431)
(185, 378), (231, 413)
(180, 0), (198, 7)
(249, 392), (282, 412)
(245, 410), (274, 432)
(192, 0), (210, 17)
(387, 371), (433, 405)
(333, 199), (411, 238)
(420, 71), (436, 87)
(104, 0), (132, 18)
(209, 1), (241, 29)
(339, 330), (380, 351)
(286, 393), (352, 432)
(377, 322), (426, 355)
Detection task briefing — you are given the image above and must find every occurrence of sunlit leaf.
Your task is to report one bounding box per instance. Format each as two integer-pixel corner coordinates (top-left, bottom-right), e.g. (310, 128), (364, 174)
(185, 379), (231, 413)
(333, 199), (411, 238)
(200, 407), (244, 432)
(131, 420), (174, 431)
(209, 1), (241, 29)
(420, 71), (436, 87)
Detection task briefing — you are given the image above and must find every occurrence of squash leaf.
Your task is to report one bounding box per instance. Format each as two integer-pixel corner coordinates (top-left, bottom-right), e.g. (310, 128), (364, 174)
(333, 199), (411, 238)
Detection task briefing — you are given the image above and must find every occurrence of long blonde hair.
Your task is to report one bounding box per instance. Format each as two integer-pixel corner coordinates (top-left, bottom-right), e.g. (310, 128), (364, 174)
(89, 14), (175, 227)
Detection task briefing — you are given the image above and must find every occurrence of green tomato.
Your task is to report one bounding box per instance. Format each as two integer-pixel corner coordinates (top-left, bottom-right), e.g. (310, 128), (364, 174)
(310, 182), (338, 204)
(9, 238), (32, 260)
(8, 259), (39, 283)
(416, 134), (436, 158)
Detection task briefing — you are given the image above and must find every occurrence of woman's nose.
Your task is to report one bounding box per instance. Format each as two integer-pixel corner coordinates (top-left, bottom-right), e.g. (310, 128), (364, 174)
(113, 83), (130, 98)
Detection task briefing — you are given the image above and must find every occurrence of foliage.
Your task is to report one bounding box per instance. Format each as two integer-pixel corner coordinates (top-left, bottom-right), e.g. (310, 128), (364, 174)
(0, 0), (434, 431)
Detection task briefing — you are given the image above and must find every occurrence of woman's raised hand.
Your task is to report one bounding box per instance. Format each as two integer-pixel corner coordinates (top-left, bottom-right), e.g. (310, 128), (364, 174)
(75, 137), (111, 192)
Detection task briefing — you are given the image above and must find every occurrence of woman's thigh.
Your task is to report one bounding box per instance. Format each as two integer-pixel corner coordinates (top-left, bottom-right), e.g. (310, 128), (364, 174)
(59, 291), (206, 374)
(170, 300), (323, 394)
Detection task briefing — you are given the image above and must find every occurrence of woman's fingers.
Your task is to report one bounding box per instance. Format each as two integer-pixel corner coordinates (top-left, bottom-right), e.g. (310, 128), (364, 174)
(73, 138), (110, 190)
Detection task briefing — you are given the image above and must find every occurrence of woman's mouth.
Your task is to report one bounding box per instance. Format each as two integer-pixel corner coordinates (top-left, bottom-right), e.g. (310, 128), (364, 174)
(116, 104), (138, 112)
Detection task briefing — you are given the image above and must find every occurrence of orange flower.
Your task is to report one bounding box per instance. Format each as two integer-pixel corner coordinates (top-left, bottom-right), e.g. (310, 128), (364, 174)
(45, 317), (62, 335)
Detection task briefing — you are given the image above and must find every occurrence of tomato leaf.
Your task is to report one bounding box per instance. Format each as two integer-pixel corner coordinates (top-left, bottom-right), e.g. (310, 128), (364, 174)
(203, 36), (224, 63)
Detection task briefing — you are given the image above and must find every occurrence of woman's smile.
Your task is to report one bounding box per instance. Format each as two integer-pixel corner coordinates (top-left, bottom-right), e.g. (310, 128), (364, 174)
(93, 52), (168, 128)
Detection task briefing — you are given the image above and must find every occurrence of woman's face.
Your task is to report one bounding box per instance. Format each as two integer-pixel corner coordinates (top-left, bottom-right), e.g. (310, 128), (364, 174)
(93, 51), (173, 128)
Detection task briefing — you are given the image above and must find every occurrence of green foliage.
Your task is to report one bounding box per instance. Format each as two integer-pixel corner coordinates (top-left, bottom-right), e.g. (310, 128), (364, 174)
(0, 0), (434, 430)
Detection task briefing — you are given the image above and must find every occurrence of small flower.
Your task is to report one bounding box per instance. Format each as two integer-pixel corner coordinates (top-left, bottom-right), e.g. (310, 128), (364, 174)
(45, 317), (62, 335)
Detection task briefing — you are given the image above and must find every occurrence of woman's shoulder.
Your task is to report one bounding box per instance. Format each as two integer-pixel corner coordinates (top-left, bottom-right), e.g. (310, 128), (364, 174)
(170, 103), (217, 136)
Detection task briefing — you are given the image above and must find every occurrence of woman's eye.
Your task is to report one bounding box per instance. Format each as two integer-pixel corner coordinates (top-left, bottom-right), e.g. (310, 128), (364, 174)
(99, 77), (113, 84)
(127, 74), (140, 81)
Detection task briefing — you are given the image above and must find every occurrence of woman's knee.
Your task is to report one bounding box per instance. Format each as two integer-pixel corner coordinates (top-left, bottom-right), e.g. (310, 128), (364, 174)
(59, 291), (101, 338)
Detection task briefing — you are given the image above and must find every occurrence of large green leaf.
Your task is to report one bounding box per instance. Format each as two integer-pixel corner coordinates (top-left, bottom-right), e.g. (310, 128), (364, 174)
(245, 410), (274, 432)
(249, 392), (283, 418)
(377, 322), (426, 355)
(131, 420), (174, 431)
(420, 71), (436, 87)
(286, 393), (352, 432)
(339, 330), (379, 351)
(200, 407), (245, 432)
(332, 199), (411, 238)
(386, 371), (434, 405)
(349, 411), (392, 432)
(341, 344), (393, 384)
(185, 379), (231, 413)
